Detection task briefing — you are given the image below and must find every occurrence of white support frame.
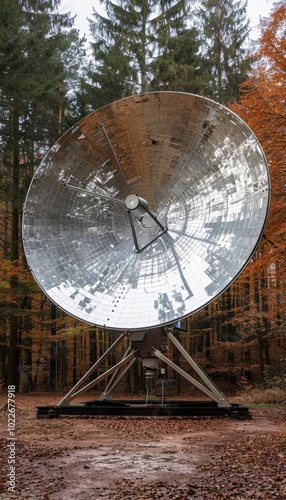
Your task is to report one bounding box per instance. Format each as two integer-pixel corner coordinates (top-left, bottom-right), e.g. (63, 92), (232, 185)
(153, 331), (231, 407)
(57, 333), (128, 406)
(56, 329), (231, 408)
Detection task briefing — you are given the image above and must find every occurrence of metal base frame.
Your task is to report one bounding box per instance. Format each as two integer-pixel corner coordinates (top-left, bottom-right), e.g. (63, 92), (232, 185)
(37, 400), (251, 419)
(37, 330), (251, 419)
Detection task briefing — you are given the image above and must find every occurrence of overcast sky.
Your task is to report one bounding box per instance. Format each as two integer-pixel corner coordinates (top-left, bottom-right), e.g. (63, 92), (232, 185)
(61, 0), (276, 41)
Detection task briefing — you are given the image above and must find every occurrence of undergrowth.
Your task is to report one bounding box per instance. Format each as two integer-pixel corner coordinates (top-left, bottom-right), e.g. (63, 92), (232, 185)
(238, 386), (286, 404)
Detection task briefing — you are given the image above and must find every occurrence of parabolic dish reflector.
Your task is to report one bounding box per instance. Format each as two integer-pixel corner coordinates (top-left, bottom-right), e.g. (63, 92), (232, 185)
(22, 92), (270, 330)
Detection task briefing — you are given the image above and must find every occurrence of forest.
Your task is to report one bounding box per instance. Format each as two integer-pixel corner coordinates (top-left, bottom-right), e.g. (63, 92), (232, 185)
(0, 0), (285, 394)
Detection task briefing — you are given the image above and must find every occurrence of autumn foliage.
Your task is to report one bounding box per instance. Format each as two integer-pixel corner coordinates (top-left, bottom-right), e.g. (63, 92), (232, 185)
(231, 1), (286, 250)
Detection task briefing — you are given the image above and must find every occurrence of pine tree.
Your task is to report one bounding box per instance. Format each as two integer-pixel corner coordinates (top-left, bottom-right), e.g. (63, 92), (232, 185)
(149, 26), (210, 93)
(196, 0), (251, 103)
(0, 0), (84, 388)
(87, 0), (189, 107)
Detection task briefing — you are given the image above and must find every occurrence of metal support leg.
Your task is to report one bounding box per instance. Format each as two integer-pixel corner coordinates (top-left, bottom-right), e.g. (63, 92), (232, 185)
(167, 331), (230, 406)
(71, 351), (136, 399)
(100, 346), (132, 397)
(57, 333), (126, 406)
(99, 356), (137, 400)
(152, 332), (231, 407)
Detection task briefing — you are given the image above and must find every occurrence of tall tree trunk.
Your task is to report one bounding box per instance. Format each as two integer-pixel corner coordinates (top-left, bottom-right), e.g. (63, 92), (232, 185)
(73, 335), (77, 386)
(257, 329), (265, 386)
(49, 303), (57, 389)
(7, 106), (20, 389)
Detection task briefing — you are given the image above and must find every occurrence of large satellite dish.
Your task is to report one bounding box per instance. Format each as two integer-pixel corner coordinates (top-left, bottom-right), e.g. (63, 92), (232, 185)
(22, 92), (270, 331)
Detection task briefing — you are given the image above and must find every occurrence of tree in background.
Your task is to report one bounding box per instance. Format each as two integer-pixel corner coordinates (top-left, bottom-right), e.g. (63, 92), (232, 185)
(196, 0), (251, 103)
(87, 0), (189, 108)
(0, 0), (85, 388)
(149, 26), (211, 94)
(230, 1), (286, 368)
(231, 1), (286, 222)
(231, 1), (286, 263)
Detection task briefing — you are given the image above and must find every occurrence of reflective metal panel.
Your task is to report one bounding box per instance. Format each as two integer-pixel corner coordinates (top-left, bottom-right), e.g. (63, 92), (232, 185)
(22, 92), (270, 330)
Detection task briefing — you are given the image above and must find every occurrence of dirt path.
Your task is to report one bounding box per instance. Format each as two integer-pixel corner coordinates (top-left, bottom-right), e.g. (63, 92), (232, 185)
(0, 395), (285, 499)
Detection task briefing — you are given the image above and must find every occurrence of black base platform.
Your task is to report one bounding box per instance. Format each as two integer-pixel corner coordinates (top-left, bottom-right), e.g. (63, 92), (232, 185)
(37, 399), (251, 419)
